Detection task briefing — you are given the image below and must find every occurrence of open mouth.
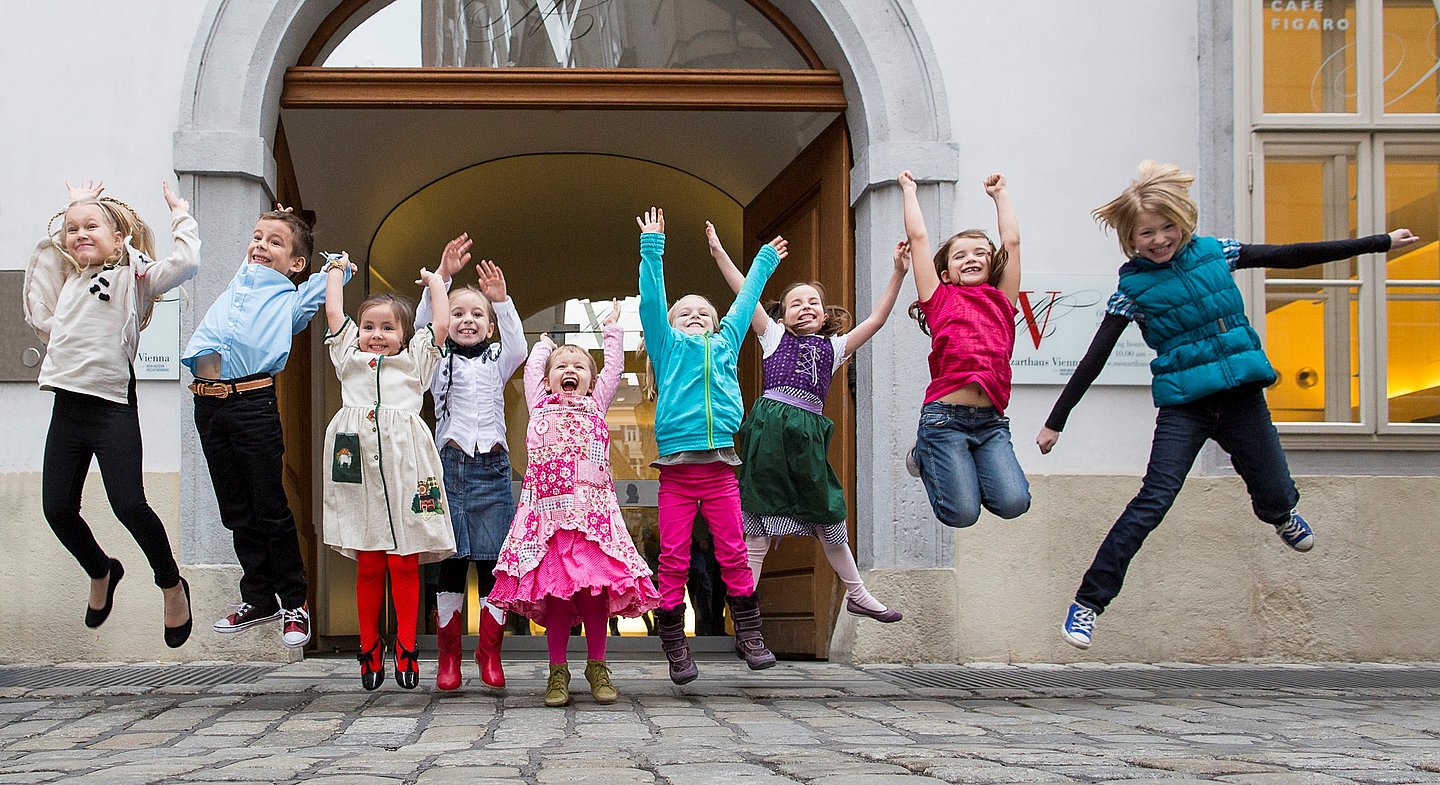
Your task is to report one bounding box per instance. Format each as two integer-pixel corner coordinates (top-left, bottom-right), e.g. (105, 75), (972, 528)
(560, 376), (580, 392)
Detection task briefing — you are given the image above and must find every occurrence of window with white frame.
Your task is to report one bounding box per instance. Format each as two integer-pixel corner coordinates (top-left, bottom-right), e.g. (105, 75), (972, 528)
(1243, 0), (1440, 436)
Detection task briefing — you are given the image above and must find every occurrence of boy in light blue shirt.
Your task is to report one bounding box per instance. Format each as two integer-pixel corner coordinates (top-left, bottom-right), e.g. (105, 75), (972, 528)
(182, 207), (351, 649)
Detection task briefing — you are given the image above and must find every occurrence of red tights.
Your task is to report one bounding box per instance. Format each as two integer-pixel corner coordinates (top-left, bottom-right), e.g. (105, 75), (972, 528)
(544, 589), (610, 664)
(356, 551), (420, 667)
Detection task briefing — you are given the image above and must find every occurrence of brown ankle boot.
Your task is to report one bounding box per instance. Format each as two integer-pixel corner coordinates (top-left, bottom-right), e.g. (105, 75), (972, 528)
(726, 592), (776, 670)
(653, 603), (698, 684)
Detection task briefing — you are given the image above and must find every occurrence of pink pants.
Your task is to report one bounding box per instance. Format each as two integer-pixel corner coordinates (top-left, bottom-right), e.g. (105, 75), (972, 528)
(656, 462), (755, 608)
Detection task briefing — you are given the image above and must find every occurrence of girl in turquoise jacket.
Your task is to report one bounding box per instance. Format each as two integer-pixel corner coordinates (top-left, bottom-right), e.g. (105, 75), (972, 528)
(636, 207), (785, 684)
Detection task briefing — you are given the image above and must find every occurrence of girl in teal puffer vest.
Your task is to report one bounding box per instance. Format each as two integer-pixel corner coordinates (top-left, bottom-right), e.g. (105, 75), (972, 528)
(1037, 161), (1419, 651)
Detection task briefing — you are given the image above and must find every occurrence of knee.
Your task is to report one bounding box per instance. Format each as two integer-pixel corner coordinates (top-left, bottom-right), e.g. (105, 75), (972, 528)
(935, 501), (981, 529)
(986, 492), (1032, 520)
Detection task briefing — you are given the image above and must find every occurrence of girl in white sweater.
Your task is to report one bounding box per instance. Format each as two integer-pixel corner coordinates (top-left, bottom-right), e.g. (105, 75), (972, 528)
(24, 180), (201, 648)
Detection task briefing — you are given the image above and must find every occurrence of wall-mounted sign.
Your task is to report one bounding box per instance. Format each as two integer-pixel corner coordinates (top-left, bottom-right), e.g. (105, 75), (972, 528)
(134, 297), (180, 380)
(1010, 275), (1154, 386)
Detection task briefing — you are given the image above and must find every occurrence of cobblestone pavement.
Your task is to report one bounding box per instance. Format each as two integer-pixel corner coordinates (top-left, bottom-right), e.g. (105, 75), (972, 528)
(2, 659), (1440, 784)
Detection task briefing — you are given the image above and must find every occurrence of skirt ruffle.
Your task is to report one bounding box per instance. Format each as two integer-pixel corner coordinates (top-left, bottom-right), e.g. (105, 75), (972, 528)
(489, 529), (661, 625)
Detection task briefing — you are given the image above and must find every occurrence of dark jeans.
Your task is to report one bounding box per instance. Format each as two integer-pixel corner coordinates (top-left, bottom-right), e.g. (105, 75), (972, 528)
(1075, 383), (1298, 613)
(43, 389), (180, 588)
(913, 402), (1031, 528)
(194, 384), (307, 611)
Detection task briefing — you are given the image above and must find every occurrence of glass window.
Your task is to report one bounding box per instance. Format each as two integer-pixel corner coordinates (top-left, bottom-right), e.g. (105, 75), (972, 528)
(1263, 149), (1360, 279)
(1382, 0), (1440, 114)
(323, 0), (809, 69)
(1265, 286), (1361, 423)
(1383, 151), (1440, 424)
(1262, 0), (1358, 113)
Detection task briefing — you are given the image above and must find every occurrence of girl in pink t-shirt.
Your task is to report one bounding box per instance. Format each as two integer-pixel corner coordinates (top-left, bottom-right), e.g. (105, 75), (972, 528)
(899, 170), (1030, 528)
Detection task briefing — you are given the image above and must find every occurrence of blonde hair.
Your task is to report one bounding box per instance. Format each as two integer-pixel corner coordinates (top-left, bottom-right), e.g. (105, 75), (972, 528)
(766, 281), (851, 337)
(448, 286), (496, 323)
(50, 198), (156, 276)
(357, 294), (417, 347)
(1092, 160), (1198, 258)
(666, 295), (720, 332)
(908, 230), (1007, 335)
(545, 344), (599, 391)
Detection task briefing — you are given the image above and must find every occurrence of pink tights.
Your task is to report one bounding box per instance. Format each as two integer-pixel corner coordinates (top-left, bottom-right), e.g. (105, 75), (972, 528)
(543, 589), (610, 664)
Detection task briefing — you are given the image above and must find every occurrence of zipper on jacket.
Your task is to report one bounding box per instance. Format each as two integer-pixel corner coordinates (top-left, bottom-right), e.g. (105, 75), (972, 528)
(703, 334), (714, 448)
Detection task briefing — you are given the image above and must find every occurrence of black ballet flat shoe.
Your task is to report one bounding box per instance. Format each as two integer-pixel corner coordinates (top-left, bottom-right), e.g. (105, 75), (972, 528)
(85, 559), (125, 629)
(358, 642), (385, 691)
(164, 578), (193, 648)
(394, 641), (419, 690)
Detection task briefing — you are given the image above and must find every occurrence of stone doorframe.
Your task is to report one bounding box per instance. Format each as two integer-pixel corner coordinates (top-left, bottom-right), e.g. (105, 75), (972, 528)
(175, 0), (961, 658)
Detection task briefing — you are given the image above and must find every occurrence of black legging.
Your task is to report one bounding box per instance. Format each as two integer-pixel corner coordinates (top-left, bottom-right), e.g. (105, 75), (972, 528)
(42, 389), (180, 589)
(437, 557), (497, 596)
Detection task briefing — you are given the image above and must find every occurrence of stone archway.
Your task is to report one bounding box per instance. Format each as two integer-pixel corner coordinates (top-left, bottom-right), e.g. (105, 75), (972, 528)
(175, 0), (960, 662)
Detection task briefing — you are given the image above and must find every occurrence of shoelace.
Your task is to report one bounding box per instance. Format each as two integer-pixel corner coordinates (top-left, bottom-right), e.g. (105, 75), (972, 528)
(1277, 517), (1308, 541)
(547, 669), (568, 692)
(225, 603), (255, 622)
(587, 665), (612, 690)
(282, 608), (307, 628)
(1069, 606), (1096, 634)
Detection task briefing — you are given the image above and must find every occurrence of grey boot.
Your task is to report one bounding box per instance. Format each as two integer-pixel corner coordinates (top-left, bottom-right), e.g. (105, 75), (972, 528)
(726, 592), (776, 670)
(653, 604), (699, 684)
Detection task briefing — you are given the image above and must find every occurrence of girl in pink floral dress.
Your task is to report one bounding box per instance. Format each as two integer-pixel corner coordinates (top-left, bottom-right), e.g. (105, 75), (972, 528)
(489, 301), (660, 707)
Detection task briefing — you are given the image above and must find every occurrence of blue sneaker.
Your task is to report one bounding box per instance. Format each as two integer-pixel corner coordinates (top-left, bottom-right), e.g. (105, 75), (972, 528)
(1061, 602), (1096, 649)
(1275, 509), (1314, 552)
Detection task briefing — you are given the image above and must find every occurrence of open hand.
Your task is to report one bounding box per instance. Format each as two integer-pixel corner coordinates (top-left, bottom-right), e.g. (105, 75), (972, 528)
(894, 240), (912, 273)
(477, 259), (506, 301)
(439, 233), (472, 281)
(767, 236), (788, 260)
(1389, 228), (1421, 250)
(1036, 427), (1059, 455)
(602, 298), (621, 327)
(704, 220), (724, 256)
(162, 182), (188, 213)
(66, 180), (104, 202)
(636, 207), (664, 234)
(983, 173), (1007, 197)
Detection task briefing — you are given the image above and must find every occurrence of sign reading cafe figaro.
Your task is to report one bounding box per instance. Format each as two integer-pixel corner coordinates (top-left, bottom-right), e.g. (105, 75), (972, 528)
(1010, 275), (1154, 386)
(1268, 0), (1349, 30)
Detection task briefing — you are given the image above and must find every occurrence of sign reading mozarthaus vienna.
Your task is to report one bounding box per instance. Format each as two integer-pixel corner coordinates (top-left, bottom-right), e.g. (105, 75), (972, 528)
(1010, 274), (1154, 386)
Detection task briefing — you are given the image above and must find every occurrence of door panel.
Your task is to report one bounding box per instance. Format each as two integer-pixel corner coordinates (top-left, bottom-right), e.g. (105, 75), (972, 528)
(742, 118), (853, 658)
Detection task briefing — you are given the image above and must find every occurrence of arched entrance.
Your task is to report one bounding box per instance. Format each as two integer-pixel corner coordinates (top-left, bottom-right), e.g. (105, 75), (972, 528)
(176, 0), (958, 662)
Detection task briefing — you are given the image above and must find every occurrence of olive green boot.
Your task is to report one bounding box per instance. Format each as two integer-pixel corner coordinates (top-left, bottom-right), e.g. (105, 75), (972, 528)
(584, 659), (618, 704)
(544, 663), (570, 707)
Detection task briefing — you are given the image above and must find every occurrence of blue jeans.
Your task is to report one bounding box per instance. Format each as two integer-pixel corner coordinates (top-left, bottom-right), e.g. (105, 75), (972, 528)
(439, 445), (514, 562)
(913, 402), (1031, 528)
(1075, 383), (1298, 613)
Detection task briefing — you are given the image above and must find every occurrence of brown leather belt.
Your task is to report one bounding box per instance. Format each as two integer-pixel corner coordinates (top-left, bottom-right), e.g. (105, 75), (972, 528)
(188, 377), (274, 398)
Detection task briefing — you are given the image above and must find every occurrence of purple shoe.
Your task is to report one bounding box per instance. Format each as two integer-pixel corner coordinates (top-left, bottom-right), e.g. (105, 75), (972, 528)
(846, 598), (903, 623)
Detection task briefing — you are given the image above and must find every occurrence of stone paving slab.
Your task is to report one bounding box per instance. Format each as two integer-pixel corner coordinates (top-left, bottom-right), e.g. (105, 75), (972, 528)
(1, 661), (1440, 783)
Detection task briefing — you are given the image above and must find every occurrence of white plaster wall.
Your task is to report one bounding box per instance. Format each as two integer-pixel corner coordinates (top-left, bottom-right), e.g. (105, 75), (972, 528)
(907, 0), (1203, 476)
(0, 2), (206, 473)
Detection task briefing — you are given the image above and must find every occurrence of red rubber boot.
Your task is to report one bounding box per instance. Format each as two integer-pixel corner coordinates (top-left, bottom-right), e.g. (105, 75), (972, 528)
(435, 609), (462, 691)
(475, 605), (507, 689)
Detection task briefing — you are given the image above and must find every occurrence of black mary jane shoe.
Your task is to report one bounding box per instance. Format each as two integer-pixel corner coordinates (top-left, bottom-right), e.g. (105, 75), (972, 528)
(164, 578), (193, 648)
(394, 641), (419, 690)
(85, 559), (125, 629)
(358, 642), (386, 691)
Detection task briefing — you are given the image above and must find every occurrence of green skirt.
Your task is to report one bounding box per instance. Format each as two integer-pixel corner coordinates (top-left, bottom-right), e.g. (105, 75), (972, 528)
(737, 397), (847, 525)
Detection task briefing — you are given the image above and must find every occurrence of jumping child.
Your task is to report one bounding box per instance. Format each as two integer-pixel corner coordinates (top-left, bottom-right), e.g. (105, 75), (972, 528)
(1039, 160), (1420, 649)
(322, 255), (457, 689)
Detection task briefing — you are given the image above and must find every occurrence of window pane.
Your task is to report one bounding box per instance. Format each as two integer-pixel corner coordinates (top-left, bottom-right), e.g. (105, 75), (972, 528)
(1385, 154), (1440, 275)
(1264, 150), (1360, 281)
(1383, 0), (1440, 114)
(1386, 285), (1440, 423)
(323, 0), (810, 69)
(1263, 0), (1357, 113)
(1265, 286), (1361, 423)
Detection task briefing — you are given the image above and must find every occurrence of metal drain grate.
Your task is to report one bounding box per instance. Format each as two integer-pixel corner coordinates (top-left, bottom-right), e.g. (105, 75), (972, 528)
(0, 664), (277, 690)
(872, 666), (1440, 692)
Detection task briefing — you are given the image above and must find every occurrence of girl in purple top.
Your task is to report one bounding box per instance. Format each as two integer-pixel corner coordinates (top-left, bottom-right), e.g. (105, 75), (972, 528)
(708, 222), (909, 623)
(900, 170), (1031, 529)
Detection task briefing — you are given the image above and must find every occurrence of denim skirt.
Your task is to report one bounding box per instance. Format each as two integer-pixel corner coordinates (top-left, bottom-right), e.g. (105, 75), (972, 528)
(439, 444), (515, 560)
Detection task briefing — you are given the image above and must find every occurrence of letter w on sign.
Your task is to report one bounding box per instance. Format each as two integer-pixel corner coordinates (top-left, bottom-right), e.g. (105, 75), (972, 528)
(1016, 290), (1061, 350)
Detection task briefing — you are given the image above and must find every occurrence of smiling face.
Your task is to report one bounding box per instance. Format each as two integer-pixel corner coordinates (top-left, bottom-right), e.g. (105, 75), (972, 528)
(248, 218), (307, 275)
(545, 346), (596, 395)
(358, 301), (405, 356)
(1130, 209), (1186, 264)
(63, 204), (123, 267)
(669, 294), (718, 336)
(448, 289), (495, 347)
(939, 235), (995, 287)
(781, 284), (826, 335)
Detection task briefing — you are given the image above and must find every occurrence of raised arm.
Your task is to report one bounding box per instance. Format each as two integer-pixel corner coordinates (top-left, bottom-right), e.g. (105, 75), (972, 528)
(524, 333), (556, 408)
(899, 171), (938, 302)
(324, 252), (352, 335)
(294, 262), (353, 334)
(593, 301), (626, 411)
(1234, 230), (1417, 270)
(719, 238), (786, 348)
(419, 267), (449, 346)
(844, 239), (911, 352)
(416, 233), (470, 329)
(706, 221), (770, 336)
(636, 207), (673, 356)
(986, 174), (1022, 303)
(1036, 313), (1129, 454)
(138, 182), (202, 296)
